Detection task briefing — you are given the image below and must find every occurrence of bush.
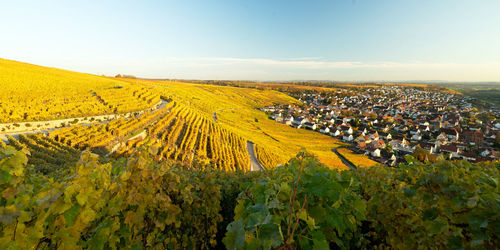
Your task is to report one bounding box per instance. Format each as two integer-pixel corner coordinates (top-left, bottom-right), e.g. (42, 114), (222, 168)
(355, 160), (500, 249)
(1, 147), (498, 249)
(0, 148), (225, 249)
(223, 152), (366, 249)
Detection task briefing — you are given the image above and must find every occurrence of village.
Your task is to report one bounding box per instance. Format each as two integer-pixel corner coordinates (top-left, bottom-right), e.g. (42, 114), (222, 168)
(263, 86), (500, 166)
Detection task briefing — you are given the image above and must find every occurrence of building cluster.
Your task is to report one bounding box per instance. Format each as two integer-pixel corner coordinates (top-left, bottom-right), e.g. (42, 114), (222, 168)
(262, 86), (500, 166)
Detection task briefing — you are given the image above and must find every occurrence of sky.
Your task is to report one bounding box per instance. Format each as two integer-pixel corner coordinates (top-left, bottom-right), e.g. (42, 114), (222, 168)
(1, 0), (499, 81)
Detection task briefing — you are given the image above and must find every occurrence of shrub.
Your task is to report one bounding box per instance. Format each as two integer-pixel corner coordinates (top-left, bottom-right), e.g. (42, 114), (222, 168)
(355, 160), (500, 249)
(223, 152), (366, 249)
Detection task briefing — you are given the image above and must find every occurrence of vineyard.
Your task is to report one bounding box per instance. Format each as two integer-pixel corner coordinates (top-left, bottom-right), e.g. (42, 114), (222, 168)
(0, 58), (378, 171)
(0, 58), (160, 122)
(118, 103), (251, 171)
(121, 78), (355, 170)
(6, 134), (81, 178)
(50, 102), (173, 153)
(254, 144), (284, 168)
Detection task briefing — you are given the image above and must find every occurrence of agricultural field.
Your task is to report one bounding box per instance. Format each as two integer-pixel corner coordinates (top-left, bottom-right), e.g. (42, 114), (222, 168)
(124, 79), (352, 169)
(0, 58), (160, 123)
(0, 59), (378, 170)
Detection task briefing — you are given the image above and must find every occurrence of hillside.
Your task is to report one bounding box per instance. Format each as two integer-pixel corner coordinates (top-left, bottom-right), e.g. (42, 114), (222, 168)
(117, 79), (351, 169)
(0, 58), (160, 123)
(1, 59), (365, 170)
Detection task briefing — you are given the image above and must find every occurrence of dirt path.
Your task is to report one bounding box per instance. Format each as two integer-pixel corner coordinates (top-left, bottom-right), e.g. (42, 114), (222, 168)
(247, 141), (264, 171)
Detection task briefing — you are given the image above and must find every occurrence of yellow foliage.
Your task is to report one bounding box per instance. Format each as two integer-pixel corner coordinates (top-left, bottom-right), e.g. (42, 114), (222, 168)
(0, 58), (160, 122)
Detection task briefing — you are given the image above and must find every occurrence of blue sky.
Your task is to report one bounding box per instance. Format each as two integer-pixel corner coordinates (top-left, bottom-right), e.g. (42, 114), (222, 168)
(1, 0), (499, 81)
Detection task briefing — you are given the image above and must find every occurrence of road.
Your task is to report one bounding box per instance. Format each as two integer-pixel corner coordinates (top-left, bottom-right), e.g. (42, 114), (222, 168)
(247, 141), (264, 171)
(332, 148), (357, 169)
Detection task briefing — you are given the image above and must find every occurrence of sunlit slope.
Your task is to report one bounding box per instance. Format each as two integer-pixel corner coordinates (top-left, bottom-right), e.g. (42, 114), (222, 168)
(123, 79), (350, 169)
(0, 58), (160, 123)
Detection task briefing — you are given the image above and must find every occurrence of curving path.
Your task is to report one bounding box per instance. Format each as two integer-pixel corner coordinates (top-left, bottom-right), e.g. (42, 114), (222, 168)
(247, 141), (264, 171)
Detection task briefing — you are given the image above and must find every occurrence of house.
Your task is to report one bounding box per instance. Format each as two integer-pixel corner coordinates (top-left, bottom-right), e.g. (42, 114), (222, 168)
(439, 144), (460, 158)
(319, 126), (330, 134)
(389, 138), (413, 153)
(304, 122), (317, 130)
(411, 133), (422, 141)
(368, 148), (381, 157)
(441, 128), (459, 140)
(367, 139), (385, 150)
(378, 132), (392, 140)
(417, 142), (436, 154)
(480, 149), (498, 160)
(343, 134), (354, 142)
(459, 151), (477, 161)
(292, 117), (308, 126)
(418, 125), (430, 132)
(332, 130), (342, 137)
(338, 125), (353, 135)
(462, 131), (484, 145)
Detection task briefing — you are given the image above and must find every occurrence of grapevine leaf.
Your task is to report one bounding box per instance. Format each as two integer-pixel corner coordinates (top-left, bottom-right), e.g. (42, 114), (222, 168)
(311, 230), (329, 250)
(422, 208), (440, 221)
(223, 219), (246, 250)
(260, 222), (283, 248)
(309, 205), (326, 224)
(64, 204), (81, 226)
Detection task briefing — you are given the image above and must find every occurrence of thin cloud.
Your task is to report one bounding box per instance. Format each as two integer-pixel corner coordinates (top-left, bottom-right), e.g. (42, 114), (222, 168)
(162, 57), (500, 70)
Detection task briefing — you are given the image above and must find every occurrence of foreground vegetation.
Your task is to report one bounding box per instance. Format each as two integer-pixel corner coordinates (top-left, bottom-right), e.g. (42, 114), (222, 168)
(1, 146), (498, 249)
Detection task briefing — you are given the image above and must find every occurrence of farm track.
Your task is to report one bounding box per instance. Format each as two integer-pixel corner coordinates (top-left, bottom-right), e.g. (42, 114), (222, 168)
(247, 141), (264, 171)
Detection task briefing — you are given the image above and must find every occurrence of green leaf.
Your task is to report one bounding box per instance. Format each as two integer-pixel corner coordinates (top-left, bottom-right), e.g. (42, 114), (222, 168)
(311, 230), (329, 250)
(423, 219), (447, 236)
(76, 192), (88, 206)
(422, 208), (440, 221)
(309, 206), (326, 224)
(260, 222), (283, 248)
(353, 199), (366, 214)
(223, 219), (246, 250)
(63, 204), (81, 227)
(0, 169), (12, 184)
